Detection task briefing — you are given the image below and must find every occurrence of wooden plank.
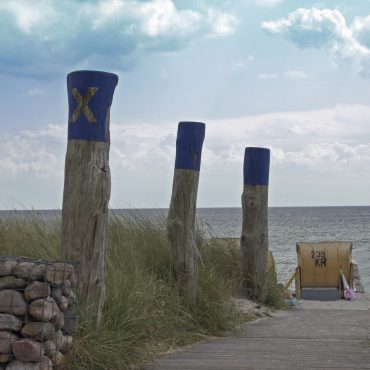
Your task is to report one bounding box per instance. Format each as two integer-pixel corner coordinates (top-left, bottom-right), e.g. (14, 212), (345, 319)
(145, 306), (370, 370)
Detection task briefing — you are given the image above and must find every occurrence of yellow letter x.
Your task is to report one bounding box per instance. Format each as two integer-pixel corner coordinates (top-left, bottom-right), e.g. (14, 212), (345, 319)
(70, 87), (99, 123)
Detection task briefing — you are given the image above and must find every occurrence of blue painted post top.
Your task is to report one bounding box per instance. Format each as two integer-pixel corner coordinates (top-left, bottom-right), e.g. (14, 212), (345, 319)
(67, 70), (118, 142)
(243, 147), (270, 186)
(175, 121), (205, 171)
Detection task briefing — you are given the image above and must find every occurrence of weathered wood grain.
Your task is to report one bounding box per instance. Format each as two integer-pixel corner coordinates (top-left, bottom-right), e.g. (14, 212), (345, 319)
(241, 184), (269, 301)
(241, 147), (270, 302)
(167, 121), (205, 304)
(60, 70), (117, 327)
(60, 136), (110, 326)
(167, 169), (200, 304)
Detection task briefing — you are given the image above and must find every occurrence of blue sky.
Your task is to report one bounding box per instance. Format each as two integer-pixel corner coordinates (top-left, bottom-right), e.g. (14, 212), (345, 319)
(1, 0), (370, 209)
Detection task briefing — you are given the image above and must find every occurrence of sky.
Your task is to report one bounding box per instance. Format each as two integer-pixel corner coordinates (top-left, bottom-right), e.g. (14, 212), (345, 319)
(1, 0), (370, 209)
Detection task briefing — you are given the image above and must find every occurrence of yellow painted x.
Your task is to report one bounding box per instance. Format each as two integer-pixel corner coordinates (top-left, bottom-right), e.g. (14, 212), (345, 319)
(69, 87), (99, 123)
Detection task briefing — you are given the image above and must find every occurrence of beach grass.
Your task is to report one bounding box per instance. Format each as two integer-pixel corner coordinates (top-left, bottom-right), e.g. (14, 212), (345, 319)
(0, 215), (59, 259)
(0, 214), (247, 369)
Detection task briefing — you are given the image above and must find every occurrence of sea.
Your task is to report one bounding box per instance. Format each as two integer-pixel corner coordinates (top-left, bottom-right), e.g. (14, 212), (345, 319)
(1, 206), (369, 290)
(198, 206), (370, 291)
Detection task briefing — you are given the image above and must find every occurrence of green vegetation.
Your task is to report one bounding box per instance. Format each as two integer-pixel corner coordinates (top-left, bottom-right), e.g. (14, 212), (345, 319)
(0, 214), (285, 369)
(199, 237), (284, 309)
(0, 215), (59, 259)
(0, 215), (253, 369)
(264, 277), (285, 310)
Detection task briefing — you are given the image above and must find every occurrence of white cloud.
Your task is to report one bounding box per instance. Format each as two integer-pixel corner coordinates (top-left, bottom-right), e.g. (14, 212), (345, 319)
(0, 0), (53, 33)
(108, 105), (370, 174)
(112, 0), (202, 38)
(262, 7), (370, 76)
(231, 55), (254, 71)
(257, 73), (278, 79)
(199, 105), (370, 175)
(109, 123), (175, 170)
(257, 71), (309, 79)
(24, 88), (46, 96)
(3, 105), (370, 206)
(206, 8), (238, 37)
(21, 124), (66, 141)
(284, 70), (309, 79)
(0, 0), (238, 77)
(255, 0), (283, 7)
(0, 129), (64, 178)
(271, 142), (370, 169)
(4, 105), (369, 179)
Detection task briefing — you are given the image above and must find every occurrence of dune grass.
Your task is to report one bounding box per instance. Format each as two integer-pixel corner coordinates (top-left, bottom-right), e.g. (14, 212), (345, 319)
(0, 214), (248, 369)
(0, 215), (59, 259)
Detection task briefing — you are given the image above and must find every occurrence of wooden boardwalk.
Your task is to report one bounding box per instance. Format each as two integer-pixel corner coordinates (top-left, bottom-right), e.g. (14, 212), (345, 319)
(146, 297), (370, 370)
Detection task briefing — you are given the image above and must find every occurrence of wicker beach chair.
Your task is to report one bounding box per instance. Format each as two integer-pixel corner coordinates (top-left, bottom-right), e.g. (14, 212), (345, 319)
(295, 242), (353, 300)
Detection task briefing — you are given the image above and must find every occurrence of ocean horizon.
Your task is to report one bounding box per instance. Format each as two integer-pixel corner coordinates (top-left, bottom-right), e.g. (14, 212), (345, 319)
(1, 206), (369, 290)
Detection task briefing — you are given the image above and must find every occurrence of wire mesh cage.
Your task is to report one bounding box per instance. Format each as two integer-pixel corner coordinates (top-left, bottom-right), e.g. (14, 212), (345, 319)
(0, 257), (79, 369)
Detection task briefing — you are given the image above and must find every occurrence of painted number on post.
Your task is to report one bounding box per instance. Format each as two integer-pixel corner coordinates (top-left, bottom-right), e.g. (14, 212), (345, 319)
(311, 250), (327, 267)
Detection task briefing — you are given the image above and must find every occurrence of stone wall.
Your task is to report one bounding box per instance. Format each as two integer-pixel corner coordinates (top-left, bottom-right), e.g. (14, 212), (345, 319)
(0, 257), (78, 369)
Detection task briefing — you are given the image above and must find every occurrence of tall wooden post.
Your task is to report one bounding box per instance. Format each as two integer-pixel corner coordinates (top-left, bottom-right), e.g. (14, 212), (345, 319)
(240, 147), (270, 302)
(60, 70), (118, 326)
(167, 121), (205, 304)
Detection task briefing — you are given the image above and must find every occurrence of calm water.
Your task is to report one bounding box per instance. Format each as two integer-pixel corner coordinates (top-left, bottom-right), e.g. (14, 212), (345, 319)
(111, 206), (370, 289)
(1, 207), (369, 290)
(197, 207), (370, 290)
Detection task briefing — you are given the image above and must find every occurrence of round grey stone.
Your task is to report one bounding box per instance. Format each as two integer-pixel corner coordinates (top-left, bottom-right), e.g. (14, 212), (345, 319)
(0, 331), (17, 354)
(30, 264), (46, 280)
(14, 262), (35, 280)
(0, 276), (27, 289)
(51, 309), (64, 331)
(61, 335), (73, 353)
(0, 314), (22, 331)
(50, 286), (63, 303)
(29, 297), (59, 321)
(62, 308), (76, 335)
(12, 339), (44, 362)
(21, 322), (55, 340)
(0, 290), (27, 316)
(6, 357), (52, 370)
(46, 263), (73, 286)
(58, 296), (69, 312)
(62, 280), (71, 296)
(0, 260), (17, 277)
(51, 351), (65, 367)
(53, 330), (64, 352)
(42, 340), (56, 358)
(24, 281), (50, 301)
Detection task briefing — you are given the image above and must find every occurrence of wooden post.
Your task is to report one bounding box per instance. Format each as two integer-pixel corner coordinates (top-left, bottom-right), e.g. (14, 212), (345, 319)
(167, 121), (205, 304)
(240, 147), (270, 301)
(60, 70), (118, 326)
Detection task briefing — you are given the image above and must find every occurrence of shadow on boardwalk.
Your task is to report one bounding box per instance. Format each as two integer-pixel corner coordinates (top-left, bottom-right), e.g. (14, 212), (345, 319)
(144, 294), (370, 370)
